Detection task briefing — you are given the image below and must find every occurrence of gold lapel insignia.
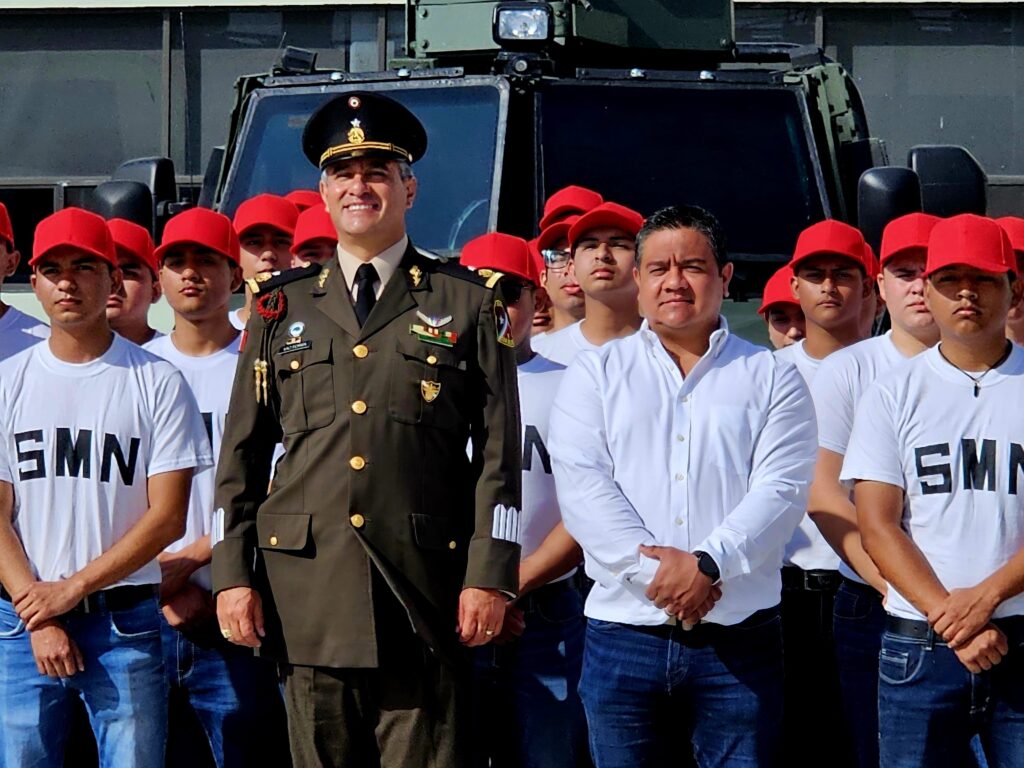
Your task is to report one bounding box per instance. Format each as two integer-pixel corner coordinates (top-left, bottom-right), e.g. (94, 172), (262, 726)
(409, 264), (423, 288)
(317, 267), (331, 290)
(420, 379), (441, 403)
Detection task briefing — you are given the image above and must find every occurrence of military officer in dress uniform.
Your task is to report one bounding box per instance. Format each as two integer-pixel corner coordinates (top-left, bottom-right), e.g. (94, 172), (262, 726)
(210, 91), (523, 768)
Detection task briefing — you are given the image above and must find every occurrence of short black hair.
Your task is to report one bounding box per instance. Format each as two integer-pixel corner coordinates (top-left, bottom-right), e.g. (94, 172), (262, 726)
(635, 205), (728, 269)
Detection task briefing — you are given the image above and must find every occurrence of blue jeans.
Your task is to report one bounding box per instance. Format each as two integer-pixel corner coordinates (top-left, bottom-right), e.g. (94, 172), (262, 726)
(472, 582), (589, 768)
(579, 607), (784, 768)
(160, 615), (290, 768)
(879, 617), (1024, 768)
(0, 596), (167, 768)
(833, 579), (886, 768)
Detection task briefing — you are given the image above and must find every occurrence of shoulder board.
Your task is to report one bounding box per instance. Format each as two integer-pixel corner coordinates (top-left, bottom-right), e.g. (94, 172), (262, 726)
(434, 260), (505, 289)
(246, 263), (322, 295)
(414, 245), (449, 264)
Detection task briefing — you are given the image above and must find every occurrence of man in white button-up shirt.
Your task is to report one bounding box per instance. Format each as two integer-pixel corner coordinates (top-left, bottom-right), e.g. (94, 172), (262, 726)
(549, 205), (816, 768)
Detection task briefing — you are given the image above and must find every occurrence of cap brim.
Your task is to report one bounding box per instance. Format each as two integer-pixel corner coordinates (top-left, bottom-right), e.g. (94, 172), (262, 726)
(30, 242), (114, 267)
(925, 258), (1013, 278)
(154, 239), (237, 264)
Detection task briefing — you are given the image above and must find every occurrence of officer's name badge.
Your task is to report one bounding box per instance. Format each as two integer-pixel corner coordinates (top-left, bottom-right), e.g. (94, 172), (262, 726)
(279, 341), (313, 355)
(410, 323), (458, 348)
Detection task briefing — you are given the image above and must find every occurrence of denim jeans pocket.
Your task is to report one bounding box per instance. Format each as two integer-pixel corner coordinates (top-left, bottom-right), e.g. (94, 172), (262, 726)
(533, 588), (583, 627)
(879, 638), (925, 686)
(833, 587), (872, 621)
(0, 603), (26, 639)
(109, 601), (161, 640)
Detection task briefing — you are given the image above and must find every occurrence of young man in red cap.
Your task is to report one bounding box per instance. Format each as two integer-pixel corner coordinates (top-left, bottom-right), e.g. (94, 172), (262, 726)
(775, 218), (874, 766)
(460, 232), (587, 768)
(807, 212), (941, 768)
(996, 216), (1024, 344)
(284, 189), (323, 212)
(144, 207), (288, 768)
(290, 204), (338, 267)
(106, 218), (162, 346)
(0, 201), (49, 360)
(536, 216), (585, 336)
(230, 193), (299, 330)
(0, 207), (211, 767)
(533, 202), (644, 366)
(845, 214), (1024, 766)
(758, 264), (805, 349)
(538, 185), (603, 232)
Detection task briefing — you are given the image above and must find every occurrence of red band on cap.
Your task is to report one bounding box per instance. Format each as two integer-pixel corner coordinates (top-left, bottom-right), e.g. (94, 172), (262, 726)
(758, 265), (799, 315)
(31, 208), (116, 267)
(155, 207), (241, 265)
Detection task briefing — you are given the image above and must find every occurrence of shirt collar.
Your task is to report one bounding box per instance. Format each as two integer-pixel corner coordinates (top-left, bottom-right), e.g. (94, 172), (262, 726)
(336, 235), (409, 292)
(640, 315), (731, 360)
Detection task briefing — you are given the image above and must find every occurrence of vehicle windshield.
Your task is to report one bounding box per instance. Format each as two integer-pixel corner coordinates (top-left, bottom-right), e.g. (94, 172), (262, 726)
(538, 81), (826, 261)
(222, 79), (505, 255)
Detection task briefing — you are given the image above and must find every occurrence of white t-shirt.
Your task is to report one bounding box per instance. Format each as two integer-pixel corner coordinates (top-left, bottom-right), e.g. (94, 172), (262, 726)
(144, 334), (241, 590)
(0, 306), (48, 361)
(229, 309), (246, 332)
(518, 353), (574, 582)
(812, 332), (915, 583)
(774, 339), (840, 571)
(0, 335), (213, 586)
(842, 344), (1024, 621)
(532, 321), (600, 367)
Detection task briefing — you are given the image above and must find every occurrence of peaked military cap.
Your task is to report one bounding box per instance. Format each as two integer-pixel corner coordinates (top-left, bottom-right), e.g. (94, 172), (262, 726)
(302, 92), (428, 170)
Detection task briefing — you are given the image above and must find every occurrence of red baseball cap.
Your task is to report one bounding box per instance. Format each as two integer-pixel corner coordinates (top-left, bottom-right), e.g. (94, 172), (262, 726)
(31, 207), (116, 267)
(108, 218), (157, 276)
(758, 265), (799, 315)
(284, 189), (323, 211)
(536, 215), (579, 255)
(155, 207), (241, 265)
(0, 202), (13, 249)
(789, 220), (872, 275)
(568, 203), (644, 249)
(996, 216), (1024, 254)
(290, 206), (338, 256)
(460, 232), (538, 287)
(880, 213), (942, 267)
(528, 238), (545, 281)
(233, 194), (299, 237)
(926, 214), (1015, 278)
(539, 186), (603, 230)
(865, 244), (879, 281)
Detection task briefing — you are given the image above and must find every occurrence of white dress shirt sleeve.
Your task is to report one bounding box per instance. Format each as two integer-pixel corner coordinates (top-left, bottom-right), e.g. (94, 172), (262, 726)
(694, 360), (818, 582)
(549, 353), (661, 601)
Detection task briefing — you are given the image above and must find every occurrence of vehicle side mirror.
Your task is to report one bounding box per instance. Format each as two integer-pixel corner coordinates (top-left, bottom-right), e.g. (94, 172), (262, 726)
(86, 180), (154, 234)
(112, 157), (178, 231)
(857, 167), (922, 256)
(907, 145), (987, 217)
(197, 147), (225, 211)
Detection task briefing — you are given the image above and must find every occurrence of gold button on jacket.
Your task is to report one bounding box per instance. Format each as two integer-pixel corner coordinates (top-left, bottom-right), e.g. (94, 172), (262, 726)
(211, 244), (522, 669)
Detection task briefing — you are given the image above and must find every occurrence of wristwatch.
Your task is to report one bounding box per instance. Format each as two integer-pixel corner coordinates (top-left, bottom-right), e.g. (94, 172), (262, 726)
(693, 551), (721, 585)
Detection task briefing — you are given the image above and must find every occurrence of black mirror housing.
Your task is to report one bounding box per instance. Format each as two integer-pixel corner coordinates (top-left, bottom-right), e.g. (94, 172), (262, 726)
(857, 167), (922, 256)
(907, 145), (987, 217)
(85, 180), (155, 234)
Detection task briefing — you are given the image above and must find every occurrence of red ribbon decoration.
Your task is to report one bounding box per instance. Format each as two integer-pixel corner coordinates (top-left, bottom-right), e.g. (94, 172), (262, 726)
(255, 290), (287, 323)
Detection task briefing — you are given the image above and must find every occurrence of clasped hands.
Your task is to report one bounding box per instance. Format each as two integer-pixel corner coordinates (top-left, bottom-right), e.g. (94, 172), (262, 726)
(640, 545), (721, 626)
(927, 585), (1008, 673)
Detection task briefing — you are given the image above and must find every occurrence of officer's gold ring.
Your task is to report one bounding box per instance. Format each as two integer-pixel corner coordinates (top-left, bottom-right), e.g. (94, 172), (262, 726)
(484, 629), (494, 636)
(221, 627), (233, 640)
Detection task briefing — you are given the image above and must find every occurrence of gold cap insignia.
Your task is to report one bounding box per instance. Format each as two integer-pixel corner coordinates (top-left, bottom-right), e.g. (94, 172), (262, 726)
(421, 379), (441, 403)
(348, 118), (365, 145)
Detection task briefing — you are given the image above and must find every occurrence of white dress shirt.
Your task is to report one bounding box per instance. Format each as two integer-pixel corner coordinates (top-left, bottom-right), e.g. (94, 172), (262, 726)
(549, 318), (817, 626)
(337, 235), (408, 302)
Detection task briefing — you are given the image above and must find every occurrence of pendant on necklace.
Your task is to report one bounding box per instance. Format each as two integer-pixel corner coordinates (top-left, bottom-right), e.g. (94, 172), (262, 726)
(974, 382), (980, 398)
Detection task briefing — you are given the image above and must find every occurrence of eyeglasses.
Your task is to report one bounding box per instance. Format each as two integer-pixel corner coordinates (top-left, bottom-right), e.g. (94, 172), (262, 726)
(503, 279), (533, 304)
(542, 248), (571, 270)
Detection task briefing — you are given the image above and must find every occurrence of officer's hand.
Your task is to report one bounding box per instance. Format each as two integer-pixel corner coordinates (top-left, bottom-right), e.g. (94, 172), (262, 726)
(953, 623), (1008, 674)
(640, 545), (713, 619)
(216, 586), (264, 648)
(458, 587), (506, 647)
(14, 579), (86, 631)
(30, 620), (84, 678)
(928, 586), (1000, 649)
(162, 582), (214, 630)
(492, 605), (526, 645)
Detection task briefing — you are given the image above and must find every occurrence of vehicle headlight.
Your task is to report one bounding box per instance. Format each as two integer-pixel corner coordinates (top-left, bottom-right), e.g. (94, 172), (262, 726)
(493, 3), (554, 46)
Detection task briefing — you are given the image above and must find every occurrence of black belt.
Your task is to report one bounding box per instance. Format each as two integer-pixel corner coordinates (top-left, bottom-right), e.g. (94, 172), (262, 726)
(887, 613), (1024, 643)
(0, 584), (157, 615)
(517, 578), (575, 614)
(629, 605), (780, 641)
(782, 566), (842, 592)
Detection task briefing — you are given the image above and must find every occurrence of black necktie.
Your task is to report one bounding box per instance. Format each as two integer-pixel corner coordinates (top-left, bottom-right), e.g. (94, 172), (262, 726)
(354, 263), (379, 326)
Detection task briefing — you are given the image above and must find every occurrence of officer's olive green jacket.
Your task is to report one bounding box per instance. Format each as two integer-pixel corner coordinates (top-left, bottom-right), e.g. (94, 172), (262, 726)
(211, 242), (522, 668)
